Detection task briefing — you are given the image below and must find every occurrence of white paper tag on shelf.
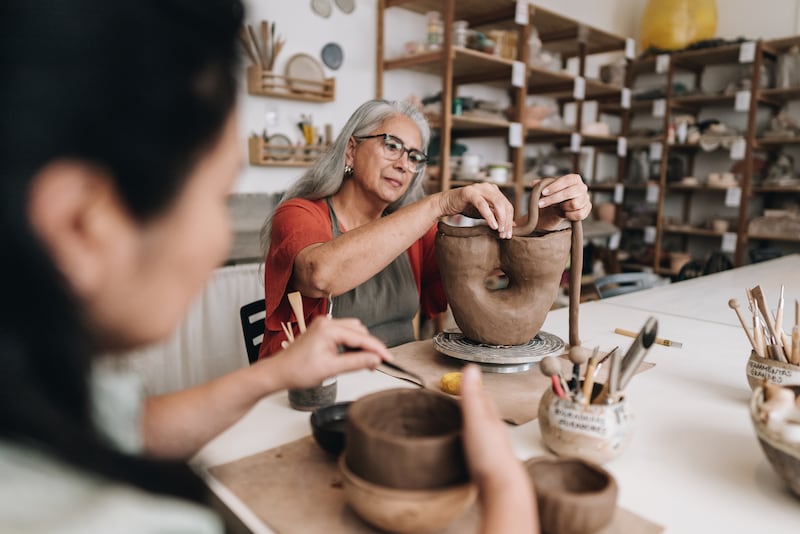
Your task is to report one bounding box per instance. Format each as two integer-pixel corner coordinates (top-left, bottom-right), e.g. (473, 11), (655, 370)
(577, 25), (589, 44)
(621, 88), (631, 109)
(652, 98), (666, 118)
(512, 61), (526, 87)
(735, 90), (751, 111)
(515, 0), (529, 24)
(613, 183), (625, 204)
(739, 41), (756, 63)
(617, 137), (628, 157)
(730, 137), (746, 160)
(625, 38), (636, 60)
(721, 232), (737, 253)
(573, 77), (586, 100)
(608, 231), (621, 250)
(508, 122), (523, 147)
(570, 132), (582, 152)
(656, 54), (670, 74)
(725, 186), (742, 207)
(644, 225), (657, 244)
(646, 184), (660, 204)
(649, 141), (663, 161)
(677, 121), (688, 143)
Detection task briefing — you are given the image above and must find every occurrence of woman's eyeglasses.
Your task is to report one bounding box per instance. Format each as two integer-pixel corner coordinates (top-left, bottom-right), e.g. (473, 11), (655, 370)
(353, 133), (428, 172)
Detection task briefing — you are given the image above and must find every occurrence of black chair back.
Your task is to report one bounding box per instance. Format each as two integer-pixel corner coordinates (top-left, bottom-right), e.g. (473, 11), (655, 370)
(239, 299), (265, 365)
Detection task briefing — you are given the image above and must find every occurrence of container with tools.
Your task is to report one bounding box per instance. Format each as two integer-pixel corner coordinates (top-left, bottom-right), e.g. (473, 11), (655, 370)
(537, 317), (657, 464)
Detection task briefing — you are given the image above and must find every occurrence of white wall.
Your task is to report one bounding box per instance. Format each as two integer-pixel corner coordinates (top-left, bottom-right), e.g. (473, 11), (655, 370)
(233, 0), (800, 194)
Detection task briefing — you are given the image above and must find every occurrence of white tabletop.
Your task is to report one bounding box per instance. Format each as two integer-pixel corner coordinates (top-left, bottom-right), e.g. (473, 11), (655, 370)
(600, 254), (800, 329)
(193, 258), (800, 534)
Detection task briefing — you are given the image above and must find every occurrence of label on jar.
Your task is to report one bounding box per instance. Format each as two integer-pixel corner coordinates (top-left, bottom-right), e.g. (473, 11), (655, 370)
(747, 359), (800, 385)
(547, 398), (629, 441)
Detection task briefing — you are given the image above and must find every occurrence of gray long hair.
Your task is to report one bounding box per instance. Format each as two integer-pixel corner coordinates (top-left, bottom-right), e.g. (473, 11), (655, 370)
(259, 99), (430, 255)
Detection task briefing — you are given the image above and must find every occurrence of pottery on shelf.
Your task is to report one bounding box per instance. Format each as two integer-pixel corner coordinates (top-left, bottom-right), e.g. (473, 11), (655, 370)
(435, 178), (583, 346)
(537, 387), (634, 464)
(345, 388), (467, 490)
(339, 455), (477, 534)
(525, 457), (618, 534)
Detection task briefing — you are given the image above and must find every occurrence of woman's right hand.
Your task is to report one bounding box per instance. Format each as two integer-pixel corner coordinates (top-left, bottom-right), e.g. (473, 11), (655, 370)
(266, 317), (392, 389)
(437, 183), (515, 239)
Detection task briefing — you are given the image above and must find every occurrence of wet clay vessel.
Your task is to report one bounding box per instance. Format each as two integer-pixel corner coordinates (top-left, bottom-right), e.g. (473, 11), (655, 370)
(525, 457), (618, 534)
(436, 178), (583, 346)
(345, 388), (467, 490)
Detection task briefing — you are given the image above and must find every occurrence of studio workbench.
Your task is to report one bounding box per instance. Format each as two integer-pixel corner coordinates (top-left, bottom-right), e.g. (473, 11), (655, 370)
(193, 255), (800, 533)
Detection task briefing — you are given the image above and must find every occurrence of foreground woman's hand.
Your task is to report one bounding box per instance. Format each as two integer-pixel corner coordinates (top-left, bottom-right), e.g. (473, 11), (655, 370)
(460, 364), (539, 534)
(534, 173), (591, 231)
(265, 317), (392, 389)
(437, 182), (516, 239)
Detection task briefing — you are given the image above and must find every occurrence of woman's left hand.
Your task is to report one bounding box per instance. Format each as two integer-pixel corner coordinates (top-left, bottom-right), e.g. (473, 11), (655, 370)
(534, 173), (591, 231)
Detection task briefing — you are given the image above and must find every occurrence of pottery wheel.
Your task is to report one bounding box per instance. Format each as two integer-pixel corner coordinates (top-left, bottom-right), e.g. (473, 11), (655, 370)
(432, 330), (564, 373)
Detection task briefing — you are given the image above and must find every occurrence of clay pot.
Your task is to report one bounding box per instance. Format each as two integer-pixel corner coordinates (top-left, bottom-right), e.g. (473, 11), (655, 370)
(345, 389), (467, 490)
(525, 457), (618, 534)
(750, 385), (800, 497)
(746, 351), (800, 390)
(537, 388), (634, 464)
(339, 455), (476, 533)
(595, 202), (616, 223)
(436, 179), (582, 346)
(669, 251), (692, 273)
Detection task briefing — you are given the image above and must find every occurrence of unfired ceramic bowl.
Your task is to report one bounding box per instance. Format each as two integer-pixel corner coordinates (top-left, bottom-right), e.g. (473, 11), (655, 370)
(339, 455), (476, 534)
(746, 351), (800, 390)
(750, 385), (800, 497)
(525, 457), (618, 534)
(345, 388), (467, 490)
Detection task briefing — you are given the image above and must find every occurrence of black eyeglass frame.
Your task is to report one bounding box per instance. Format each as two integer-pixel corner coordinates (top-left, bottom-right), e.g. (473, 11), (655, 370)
(352, 133), (428, 170)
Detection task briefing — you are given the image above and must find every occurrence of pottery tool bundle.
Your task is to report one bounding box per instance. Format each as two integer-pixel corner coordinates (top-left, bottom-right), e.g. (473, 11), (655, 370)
(239, 19), (285, 70)
(730, 285), (800, 365)
(540, 317), (658, 405)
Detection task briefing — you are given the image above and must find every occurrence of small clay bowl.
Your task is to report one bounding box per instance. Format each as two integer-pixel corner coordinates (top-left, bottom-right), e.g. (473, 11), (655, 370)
(525, 457), (618, 534)
(750, 385), (800, 497)
(310, 401), (351, 455)
(746, 351), (800, 390)
(345, 388), (467, 490)
(339, 455), (476, 534)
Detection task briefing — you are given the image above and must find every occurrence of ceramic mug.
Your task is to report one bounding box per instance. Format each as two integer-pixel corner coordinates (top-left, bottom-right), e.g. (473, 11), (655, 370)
(487, 163), (510, 183)
(458, 153), (482, 180)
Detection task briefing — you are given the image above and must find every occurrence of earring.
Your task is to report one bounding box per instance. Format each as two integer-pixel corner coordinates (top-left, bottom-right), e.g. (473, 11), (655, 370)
(344, 164), (353, 175)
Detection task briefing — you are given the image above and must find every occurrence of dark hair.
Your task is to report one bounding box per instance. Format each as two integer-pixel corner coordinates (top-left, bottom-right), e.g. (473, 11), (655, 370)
(0, 0), (242, 502)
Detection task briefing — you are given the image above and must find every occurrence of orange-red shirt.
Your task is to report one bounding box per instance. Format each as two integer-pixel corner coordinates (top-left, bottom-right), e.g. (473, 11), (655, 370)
(259, 198), (447, 358)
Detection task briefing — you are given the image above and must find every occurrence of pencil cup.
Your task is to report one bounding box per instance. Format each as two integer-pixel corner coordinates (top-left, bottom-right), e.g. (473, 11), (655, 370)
(537, 387), (634, 465)
(746, 351), (800, 390)
(288, 377), (337, 411)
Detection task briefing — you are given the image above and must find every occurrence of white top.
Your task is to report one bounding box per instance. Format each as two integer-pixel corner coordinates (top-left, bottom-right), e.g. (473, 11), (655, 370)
(0, 367), (221, 533)
(194, 255), (800, 534)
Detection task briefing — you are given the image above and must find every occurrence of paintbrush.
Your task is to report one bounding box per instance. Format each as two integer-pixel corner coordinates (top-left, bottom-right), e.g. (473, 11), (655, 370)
(751, 285), (787, 362)
(614, 327), (682, 348)
(618, 317), (658, 392)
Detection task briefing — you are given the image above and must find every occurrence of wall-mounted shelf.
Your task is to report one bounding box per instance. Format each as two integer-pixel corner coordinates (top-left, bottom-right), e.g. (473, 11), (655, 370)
(246, 66), (335, 103)
(248, 135), (330, 167)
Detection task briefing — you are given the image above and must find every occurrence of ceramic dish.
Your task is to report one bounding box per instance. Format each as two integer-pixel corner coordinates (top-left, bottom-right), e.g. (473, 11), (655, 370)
(310, 401), (351, 455)
(284, 53), (326, 93)
(266, 133), (293, 161)
(310, 0), (332, 18)
(335, 0), (355, 14)
(321, 42), (343, 70)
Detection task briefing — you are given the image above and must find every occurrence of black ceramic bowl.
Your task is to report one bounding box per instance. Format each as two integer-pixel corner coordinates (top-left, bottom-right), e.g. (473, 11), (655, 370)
(310, 401), (352, 455)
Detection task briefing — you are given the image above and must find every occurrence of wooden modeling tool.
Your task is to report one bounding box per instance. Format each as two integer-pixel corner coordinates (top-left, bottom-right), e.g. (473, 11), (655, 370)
(753, 315), (766, 357)
(793, 325), (800, 365)
(596, 348), (621, 404)
(728, 299), (758, 354)
(614, 327), (682, 348)
(287, 291), (307, 333)
(568, 346), (589, 399)
(751, 286), (786, 361)
(581, 347), (600, 406)
(540, 356), (567, 399)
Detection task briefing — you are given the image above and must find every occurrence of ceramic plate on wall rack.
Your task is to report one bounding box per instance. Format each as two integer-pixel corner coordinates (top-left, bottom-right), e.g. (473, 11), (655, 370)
(267, 133), (293, 161)
(335, 0), (355, 14)
(284, 53), (325, 93)
(321, 43), (343, 70)
(311, 0), (332, 18)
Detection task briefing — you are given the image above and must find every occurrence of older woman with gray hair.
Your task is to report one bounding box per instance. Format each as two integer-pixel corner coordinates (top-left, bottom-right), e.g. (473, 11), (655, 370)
(259, 98), (590, 358)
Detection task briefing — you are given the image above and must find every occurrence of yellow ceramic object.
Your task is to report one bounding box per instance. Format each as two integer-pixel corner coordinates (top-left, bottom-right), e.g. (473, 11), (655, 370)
(640, 0), (717, 51)
(439, 372), (462, 395)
